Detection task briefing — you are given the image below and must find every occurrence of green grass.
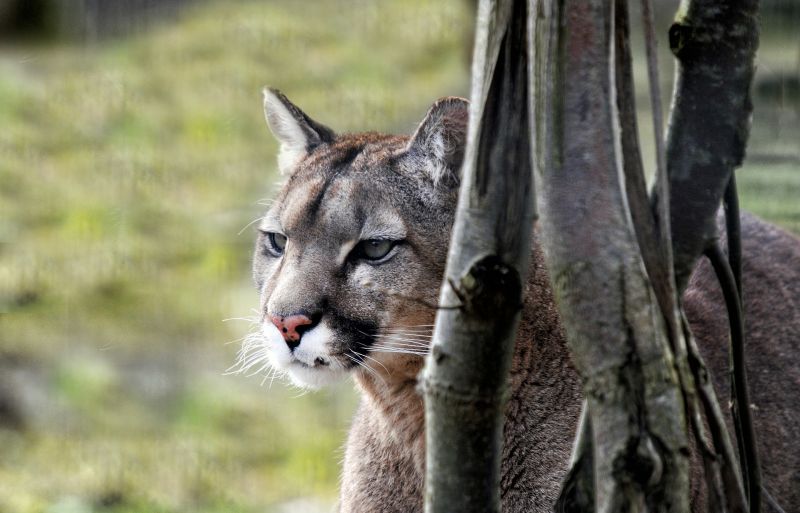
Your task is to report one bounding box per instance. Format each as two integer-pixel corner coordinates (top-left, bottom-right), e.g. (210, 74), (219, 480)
(0, 1), (797, 512)
(739, 161), (800, 233)
(0, 1), (469, 511)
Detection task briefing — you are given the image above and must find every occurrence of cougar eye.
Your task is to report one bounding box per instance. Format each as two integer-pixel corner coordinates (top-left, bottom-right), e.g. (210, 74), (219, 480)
(355, 239), (397, 262)
(264, 231), (287, 257)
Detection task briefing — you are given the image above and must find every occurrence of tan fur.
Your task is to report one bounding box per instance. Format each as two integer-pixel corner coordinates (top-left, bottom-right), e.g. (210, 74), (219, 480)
(252, 93), (800, 512)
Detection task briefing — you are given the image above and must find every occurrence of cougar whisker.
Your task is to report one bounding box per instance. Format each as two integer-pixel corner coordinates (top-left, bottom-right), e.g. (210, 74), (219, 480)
(345, 352), (386, 385)
(371, 343), (428, 350)
(380, 330), (432, 337)
(237, 215), (267, 236)
(222, 315), (261, 324)
(374, 336), (430, 346)
(370, 346), (429, 357)
(377, 336), (429, 342)
(351, 350), (391, 375)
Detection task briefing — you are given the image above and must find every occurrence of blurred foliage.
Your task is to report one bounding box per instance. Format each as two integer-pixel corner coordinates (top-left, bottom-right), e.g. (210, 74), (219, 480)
(0, 0), (797, 512)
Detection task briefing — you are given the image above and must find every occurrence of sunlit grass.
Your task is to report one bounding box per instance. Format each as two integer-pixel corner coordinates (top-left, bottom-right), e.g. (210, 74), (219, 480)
(0, 0), (469, 511)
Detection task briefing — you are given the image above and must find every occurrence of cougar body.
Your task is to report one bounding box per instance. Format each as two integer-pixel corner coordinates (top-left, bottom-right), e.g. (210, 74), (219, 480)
(248, 91), (800, 512)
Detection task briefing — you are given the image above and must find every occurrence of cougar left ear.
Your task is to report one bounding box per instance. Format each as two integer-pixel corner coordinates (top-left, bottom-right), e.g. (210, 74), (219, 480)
(262, 88), (336, 174)
(405, 97), (469, 186)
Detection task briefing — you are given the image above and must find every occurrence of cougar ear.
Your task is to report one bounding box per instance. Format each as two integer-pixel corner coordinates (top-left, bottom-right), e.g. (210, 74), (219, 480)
(406, 97), (469, 185)
(262, 88), (336, 174)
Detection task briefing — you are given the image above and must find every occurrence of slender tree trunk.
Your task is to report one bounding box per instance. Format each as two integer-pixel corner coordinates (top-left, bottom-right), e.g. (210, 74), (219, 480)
(655, 1), (762, 511)
(534, 0), (691, 511)
(421, 0), (535, 511)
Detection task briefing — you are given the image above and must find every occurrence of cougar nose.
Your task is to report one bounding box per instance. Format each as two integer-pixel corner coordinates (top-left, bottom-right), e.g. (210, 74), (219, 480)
(270, 313), (315, 350)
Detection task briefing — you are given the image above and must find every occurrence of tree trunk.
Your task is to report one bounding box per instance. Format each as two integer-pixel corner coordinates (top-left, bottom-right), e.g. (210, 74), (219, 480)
(533, 0), (691, 511)
(655, 1), (762, 510)
(424, 0), (762, 510)
(421, 0), (535, 511)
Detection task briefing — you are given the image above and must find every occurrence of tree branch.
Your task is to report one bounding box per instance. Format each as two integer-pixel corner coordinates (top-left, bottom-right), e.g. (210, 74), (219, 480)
(704, 243), (762, 512)
(655, 0), (760, 291)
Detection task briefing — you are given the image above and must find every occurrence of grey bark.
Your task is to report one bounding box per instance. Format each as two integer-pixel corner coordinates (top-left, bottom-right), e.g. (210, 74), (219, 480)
(424, 0), (761, 510)
(655, 0), (760, 291)
(533, 1), (691, 512)
(654, 1), (762, 511)
(421, 0), (536, 512)
(637, 2), (749, 511)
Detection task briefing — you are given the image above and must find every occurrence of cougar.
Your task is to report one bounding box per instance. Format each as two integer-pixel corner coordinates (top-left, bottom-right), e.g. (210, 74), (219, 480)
(243, 89), (800, 512)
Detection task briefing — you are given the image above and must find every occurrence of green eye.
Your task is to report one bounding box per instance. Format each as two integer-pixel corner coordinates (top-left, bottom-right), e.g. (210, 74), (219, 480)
(265, 232), (287, 256)
(356, 239), (397, 262)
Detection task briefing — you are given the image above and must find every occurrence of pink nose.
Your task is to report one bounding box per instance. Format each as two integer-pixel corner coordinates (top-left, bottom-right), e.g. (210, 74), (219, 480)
(270, 314), (313, 345)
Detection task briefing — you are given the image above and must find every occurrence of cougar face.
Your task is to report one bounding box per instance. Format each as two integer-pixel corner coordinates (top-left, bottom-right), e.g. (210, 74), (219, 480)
(248, 89), (468, 389)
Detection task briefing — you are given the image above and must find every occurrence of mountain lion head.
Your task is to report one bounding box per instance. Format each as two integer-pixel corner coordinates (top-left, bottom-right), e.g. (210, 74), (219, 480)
(241, 89), (469, 389)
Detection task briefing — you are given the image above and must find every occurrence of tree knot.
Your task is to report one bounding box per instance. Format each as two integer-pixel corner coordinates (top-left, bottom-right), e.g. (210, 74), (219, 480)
(452, 255), (522, 319)
(612, 435), (664, 490)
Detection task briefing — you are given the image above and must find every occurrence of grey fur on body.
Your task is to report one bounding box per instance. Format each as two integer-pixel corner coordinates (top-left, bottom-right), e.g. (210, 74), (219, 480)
(251, 91), (800, 512)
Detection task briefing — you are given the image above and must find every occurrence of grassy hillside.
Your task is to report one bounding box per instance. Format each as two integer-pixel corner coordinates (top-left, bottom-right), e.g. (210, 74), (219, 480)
(0, 1), (796, 512)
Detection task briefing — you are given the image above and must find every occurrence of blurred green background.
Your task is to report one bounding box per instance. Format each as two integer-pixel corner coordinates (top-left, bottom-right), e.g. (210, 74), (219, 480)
(0, 1), (797, 512)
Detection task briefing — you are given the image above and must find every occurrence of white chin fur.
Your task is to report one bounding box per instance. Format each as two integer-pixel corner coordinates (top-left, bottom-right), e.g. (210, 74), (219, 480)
(263, 321), (347, 389)
(285, 362), (346, 389)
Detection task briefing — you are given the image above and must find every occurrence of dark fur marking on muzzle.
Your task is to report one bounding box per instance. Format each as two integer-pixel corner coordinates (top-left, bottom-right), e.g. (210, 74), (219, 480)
(327, 311), (378, 367)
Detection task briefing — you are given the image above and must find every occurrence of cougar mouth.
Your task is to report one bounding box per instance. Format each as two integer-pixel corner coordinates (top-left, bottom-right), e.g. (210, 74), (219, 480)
(289, 357), (327, 369)
(251, 313), (382, 388)
(231, 306), (437, 386)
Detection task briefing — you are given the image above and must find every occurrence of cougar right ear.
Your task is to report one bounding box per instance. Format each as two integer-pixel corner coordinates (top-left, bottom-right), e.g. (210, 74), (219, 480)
(405, 96), (469, 186)
(262, 88), (336, 174)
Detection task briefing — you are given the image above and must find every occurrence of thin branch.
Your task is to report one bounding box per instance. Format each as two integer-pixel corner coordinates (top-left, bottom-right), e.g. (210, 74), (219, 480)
(724, 176), (743, 295)
(705, 243), (762, 512)
(616, 0), (672, 330)
(639, 0), (684, 346)
(683, 313), (749, 513)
